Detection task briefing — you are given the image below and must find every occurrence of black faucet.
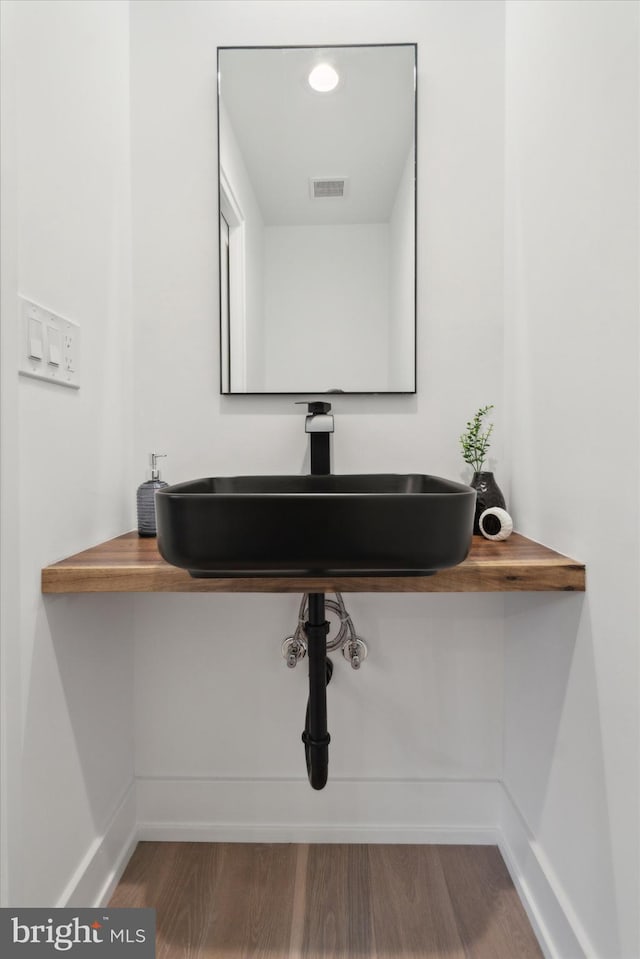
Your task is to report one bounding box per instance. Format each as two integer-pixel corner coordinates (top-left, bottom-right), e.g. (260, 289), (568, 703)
(303, 401), (334, 475)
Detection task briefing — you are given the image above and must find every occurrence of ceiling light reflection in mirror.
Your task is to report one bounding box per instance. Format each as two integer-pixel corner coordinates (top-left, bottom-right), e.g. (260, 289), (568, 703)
(308, 63), (340, 92)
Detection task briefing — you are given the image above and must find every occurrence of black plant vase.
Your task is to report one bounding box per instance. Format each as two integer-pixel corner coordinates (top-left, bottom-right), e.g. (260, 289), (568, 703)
(470, 472), (506, 534)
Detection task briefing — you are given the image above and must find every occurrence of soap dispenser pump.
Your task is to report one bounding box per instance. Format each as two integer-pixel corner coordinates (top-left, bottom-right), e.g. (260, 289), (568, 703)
(137, 453), (168, 537)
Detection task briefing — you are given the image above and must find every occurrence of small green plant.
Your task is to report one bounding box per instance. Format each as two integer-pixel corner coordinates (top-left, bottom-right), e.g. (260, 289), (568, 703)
(460, 404), (494, 472)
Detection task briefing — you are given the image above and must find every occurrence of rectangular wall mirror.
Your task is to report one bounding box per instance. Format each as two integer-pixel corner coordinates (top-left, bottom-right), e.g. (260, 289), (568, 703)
(218, 43), (417, 395)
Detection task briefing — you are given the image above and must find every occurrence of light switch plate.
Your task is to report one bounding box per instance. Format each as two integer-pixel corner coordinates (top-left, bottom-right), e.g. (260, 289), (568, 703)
(28, 316), (44, 359)
(19, 298), (80, 389)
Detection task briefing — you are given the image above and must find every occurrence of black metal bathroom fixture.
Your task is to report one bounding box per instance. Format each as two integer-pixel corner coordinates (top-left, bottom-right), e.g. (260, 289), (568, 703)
(282, 588), (368, 790)
(296, 399), (333, 475)
(301, 592), (333, 789)
(290, 401), (369, 790)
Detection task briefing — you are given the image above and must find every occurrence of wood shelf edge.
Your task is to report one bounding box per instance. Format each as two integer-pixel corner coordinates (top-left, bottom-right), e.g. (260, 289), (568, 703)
(41, 531), (586, 594)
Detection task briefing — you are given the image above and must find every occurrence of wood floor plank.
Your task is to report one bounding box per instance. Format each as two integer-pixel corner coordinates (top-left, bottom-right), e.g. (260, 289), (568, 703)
(301, 844), (374, 959)
(437, 845), (543, 959)
(199, 843), (297, 959)
(153, 842), (222, 959)
(367, 845), (466, 959)
(289, 844), (309, 959)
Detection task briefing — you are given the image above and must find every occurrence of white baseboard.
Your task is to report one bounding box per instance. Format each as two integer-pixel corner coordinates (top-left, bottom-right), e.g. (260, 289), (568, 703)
(57, 781), (137, 909)
(138, 821), (501, 844)
(136, 776), (501, 844)
(499, 783), (592, 959)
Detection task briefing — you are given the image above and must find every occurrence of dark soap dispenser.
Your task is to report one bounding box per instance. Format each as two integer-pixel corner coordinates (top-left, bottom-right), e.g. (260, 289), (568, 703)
(137, 453), (168, 537)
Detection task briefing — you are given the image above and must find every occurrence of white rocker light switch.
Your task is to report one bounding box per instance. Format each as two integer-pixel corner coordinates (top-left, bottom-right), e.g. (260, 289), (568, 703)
(28, 318), (43, 360)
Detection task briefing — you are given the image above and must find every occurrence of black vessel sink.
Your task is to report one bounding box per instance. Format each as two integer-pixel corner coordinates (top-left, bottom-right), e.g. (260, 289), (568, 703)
(156, 474), (475, 577)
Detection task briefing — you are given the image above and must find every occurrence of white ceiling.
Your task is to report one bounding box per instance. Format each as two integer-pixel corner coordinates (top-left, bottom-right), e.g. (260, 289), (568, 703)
(219, 45), (415, 226)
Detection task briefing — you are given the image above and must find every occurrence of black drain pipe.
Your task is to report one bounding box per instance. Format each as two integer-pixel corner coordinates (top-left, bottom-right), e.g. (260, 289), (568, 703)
(302, 592), (332, 790)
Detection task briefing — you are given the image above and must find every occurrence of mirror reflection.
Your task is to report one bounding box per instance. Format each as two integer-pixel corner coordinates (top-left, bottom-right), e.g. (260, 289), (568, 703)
(218, 44), (416, 394)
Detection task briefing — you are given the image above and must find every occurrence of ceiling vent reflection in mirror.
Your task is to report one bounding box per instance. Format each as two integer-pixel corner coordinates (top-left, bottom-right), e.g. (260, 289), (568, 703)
(310, 177), (348, 199)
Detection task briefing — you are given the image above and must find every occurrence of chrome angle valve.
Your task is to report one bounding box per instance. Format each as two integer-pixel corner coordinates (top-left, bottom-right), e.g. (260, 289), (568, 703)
(281, 593), (368, 670)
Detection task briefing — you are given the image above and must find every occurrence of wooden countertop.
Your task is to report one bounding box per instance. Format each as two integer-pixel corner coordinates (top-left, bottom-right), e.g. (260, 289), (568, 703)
(41, 532), (585, 593)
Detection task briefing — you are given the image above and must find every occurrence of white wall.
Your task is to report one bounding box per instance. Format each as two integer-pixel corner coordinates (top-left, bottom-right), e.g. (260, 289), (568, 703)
(503, 2), (639, 957)
(389, 145), (416, 391)
(263, 223), (390, 392)
(130, 0), (506, 839)
(0, 0), (136, 906)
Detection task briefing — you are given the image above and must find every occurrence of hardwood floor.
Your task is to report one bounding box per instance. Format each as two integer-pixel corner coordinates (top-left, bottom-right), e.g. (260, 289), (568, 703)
(109, 842), (543, 958)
